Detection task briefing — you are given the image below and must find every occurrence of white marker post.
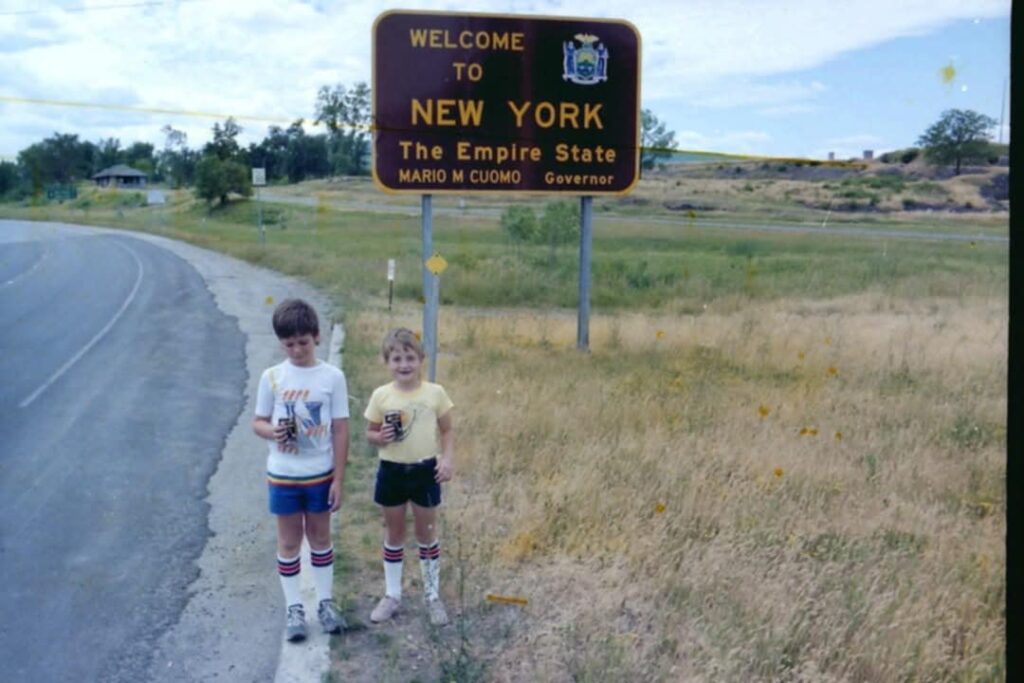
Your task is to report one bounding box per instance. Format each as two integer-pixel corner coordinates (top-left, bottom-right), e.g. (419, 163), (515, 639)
(252, 167), (266, 244)
(387, 258), (396, 311)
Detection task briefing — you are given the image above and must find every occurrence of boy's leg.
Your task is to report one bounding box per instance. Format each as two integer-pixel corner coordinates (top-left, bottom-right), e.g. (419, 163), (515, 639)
(305, 509), (345, 633)
(412, 502), (447, 625)
(304, 510), (335, 604)
(382, 504), (407, 598)
(370, 504), (407, 623)
(412, 503), (441, 601)
(276, 513), (305, 608)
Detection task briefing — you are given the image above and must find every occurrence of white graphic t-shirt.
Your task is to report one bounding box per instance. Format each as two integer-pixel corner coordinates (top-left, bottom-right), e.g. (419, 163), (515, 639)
(255, 360), (349, 482)
(364, 381), (453, 464)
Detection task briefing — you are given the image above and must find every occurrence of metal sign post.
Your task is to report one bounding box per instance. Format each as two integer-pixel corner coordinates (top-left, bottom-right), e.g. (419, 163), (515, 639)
(421, 194), (434, 369)
(577, 195), (593, 350)
(424, 253), (448, 382)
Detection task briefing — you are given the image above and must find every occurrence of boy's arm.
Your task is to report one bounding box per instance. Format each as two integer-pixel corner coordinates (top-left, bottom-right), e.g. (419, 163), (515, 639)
(253, 416), (286, 443)
(328, 417), (349, 511)
(435, 412), (454, 483)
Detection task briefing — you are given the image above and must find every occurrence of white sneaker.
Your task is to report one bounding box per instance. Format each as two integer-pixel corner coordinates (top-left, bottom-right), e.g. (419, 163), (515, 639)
(285, 604), (307, 642)
(370, 595), (401, 623)
(426, 597), (448, 626)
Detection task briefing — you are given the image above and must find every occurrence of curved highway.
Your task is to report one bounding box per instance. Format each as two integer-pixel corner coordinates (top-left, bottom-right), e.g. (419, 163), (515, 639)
(0, 223), (247, 681)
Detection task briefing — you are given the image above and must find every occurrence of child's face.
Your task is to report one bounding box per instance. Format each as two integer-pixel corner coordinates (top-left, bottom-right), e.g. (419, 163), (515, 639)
(280, 333), (318, 367)
(386, 346), (423, 385)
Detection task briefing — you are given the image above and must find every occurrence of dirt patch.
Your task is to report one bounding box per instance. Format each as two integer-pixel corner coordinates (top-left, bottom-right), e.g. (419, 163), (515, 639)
(330, 568), (529, 682)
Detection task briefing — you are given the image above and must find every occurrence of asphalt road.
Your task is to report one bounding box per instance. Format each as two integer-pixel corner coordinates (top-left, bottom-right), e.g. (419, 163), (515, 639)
(0, 222), (247, 681)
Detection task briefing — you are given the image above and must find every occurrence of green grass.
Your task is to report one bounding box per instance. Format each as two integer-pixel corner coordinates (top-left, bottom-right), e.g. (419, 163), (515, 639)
(1, 187), (1006, 315)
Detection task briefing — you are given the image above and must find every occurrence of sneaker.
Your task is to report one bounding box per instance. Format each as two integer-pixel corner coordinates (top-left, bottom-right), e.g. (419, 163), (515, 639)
(370, 595), (401, 623)
(318, 598), (346, 634)
(426, 597), (449, 626)
(285, 604), (307, 642)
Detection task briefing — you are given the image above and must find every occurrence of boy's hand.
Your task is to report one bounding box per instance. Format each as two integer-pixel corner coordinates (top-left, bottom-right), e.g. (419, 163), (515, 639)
(328, 479), (343, 512)
(272, 423), (290, 443)
(434, 457), (453, 483)
(379, 424), (398, 444)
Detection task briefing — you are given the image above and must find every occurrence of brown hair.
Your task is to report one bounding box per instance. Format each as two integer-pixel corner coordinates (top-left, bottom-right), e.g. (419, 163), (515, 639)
(272, 299), (320, 339)
(381, 327), (424, 361)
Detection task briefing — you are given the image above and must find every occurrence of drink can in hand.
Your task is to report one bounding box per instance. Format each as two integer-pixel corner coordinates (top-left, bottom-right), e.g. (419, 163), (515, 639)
(384, 410), (404, 441)
(278, 416), (297, 441)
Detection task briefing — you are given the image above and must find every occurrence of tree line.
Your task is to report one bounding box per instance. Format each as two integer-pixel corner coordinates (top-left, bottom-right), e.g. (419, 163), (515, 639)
(0, 82), (373, 203)
(0, 97), (998, 204)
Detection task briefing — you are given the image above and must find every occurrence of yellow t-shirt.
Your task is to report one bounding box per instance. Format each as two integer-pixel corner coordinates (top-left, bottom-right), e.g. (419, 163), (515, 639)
(364, 381), (454, 464)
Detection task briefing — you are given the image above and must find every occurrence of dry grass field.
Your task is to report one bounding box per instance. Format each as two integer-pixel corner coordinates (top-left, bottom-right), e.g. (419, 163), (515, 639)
(350, 290), (1006, 682)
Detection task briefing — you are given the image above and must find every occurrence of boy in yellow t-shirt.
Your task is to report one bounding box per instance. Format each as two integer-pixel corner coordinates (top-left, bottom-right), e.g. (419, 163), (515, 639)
(364, 328), (454, 626)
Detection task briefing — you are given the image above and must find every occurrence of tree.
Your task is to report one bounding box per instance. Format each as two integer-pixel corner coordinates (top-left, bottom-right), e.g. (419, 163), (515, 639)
(0, 161), (19, 197)
(500, 205), (538, 250)
(17, 133), (94, 189)
(158, 125), (194, 188)
(194, 117), (252, 205)
(640, 109), (678, 175)
(248, 125), (289, 182)
(498, 201), (579, 261)
(538, 200), (580, 262)
(205, 117), (244, 162)
(917, 109), (996, 176)
(123, 141), (155, 176)
(95, 137), (122, 171)
(194, 156), (251, 206)
(315, 82), (372, 175)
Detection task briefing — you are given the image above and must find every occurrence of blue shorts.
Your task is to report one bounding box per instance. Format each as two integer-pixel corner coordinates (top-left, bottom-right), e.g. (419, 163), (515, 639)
(268, 473), (333, 515)
(374, 458), (442, 508)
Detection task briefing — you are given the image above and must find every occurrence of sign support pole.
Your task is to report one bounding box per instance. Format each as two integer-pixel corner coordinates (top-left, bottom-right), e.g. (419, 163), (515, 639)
(421, 194), (437, 378)
(428, 272), (439, 382)
(577, 195), (593, 351)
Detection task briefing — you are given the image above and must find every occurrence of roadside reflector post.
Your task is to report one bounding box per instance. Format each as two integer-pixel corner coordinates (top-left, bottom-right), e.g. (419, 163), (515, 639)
(252, 167), (266, 245)
(387, 258), (395, 311)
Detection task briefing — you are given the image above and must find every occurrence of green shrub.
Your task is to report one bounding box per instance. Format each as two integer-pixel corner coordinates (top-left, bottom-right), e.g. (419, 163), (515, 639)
(499, 205), (537, 245)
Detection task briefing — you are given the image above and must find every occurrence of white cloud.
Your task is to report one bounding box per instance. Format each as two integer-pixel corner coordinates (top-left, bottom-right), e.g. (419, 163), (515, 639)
(688, 79), (828, 109)
(675, 129), (774, 156)
(0, 0), (1011, 156)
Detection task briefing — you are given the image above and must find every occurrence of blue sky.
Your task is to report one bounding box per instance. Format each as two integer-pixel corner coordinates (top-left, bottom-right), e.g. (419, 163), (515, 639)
(0, 0), (1011, 162)
(728, 16), (1011, 159)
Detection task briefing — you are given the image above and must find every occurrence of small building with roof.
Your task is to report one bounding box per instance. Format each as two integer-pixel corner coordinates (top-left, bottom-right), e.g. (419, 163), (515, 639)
(92, 164), (148, 188)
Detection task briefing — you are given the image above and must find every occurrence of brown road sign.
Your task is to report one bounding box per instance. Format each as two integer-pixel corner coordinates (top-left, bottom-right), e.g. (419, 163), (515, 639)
(372, 10), (641, 195)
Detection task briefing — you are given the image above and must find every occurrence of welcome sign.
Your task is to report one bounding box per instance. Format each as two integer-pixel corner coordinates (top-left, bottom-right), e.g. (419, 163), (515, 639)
(372, 10), (641, 194)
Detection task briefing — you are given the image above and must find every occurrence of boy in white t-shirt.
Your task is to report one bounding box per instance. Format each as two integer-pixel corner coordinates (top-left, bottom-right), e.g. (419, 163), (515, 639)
(252, 299), (350, 642)
(364, 328), (454, 626)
